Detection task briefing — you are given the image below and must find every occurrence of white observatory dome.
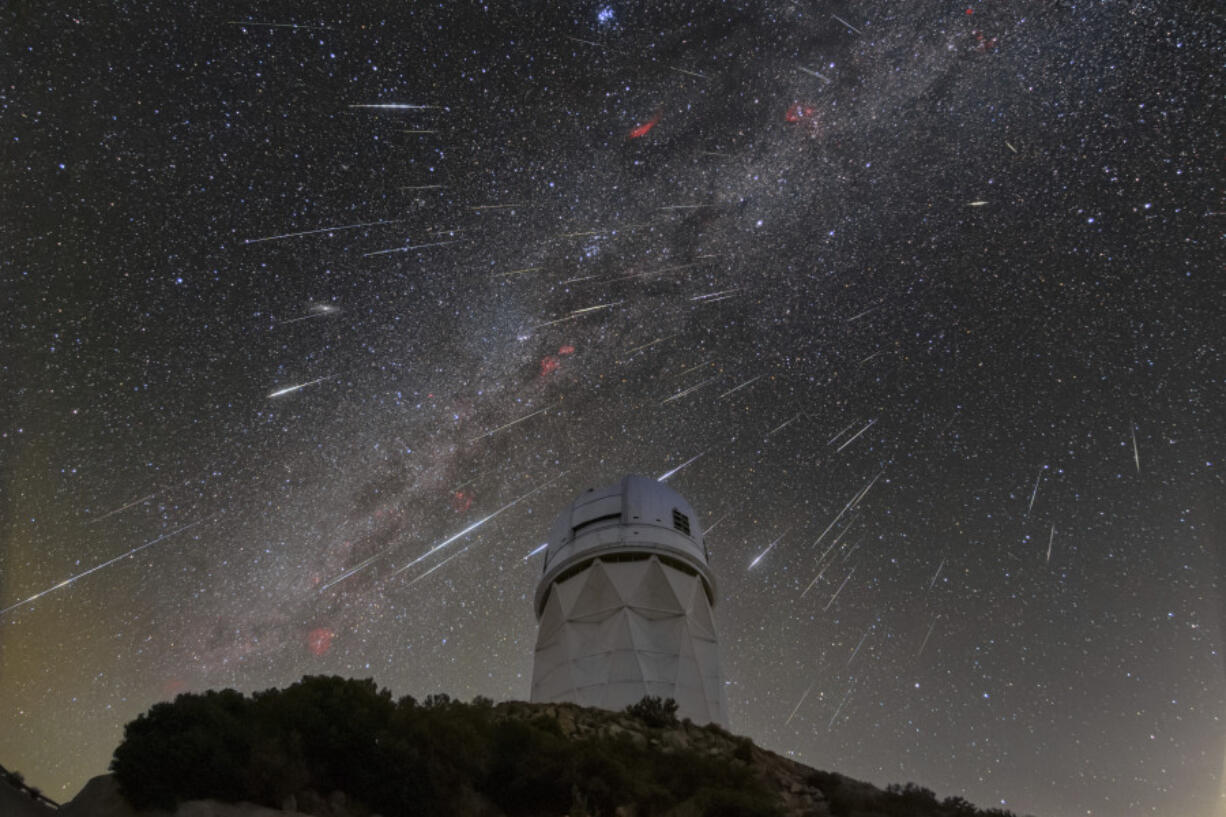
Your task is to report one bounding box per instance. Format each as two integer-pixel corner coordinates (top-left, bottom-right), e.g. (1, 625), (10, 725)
(530, 474), (728, 727)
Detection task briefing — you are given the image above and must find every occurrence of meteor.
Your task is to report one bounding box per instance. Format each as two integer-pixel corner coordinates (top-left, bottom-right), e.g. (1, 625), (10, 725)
(823, 567), (855, 611)
(468, 403), (557, 443)
(532, 301), (622, 329)
(1028, 466), (1043, 514)
(749, 528), (791, 569)
(391, 547), (469, 584)
(838, 419), (877, 451)
(785, 683), (814, 726)
(917, 617), (938, 657)
(1131, 421), (1141, 473)
(364, 239), (462, 257)
(268, 375), (335, 399)
(227, 21), (332, 30)
(320, 553), (382, 591)
(349, 103), (436, 110)
(831, 14), (863, 35)
(661, 375), (720, 405)
(243, 219), (403, 244)
(657, 448), (709, 482)
(719, 374), (763, 399)
(394, 473), (566, 573)
(799, 65), (832, 84)
(1, 521), (200, 618)
(86, 492), (156, 525)
(928, 558), (945, 590)
(668, 66), (709, 80)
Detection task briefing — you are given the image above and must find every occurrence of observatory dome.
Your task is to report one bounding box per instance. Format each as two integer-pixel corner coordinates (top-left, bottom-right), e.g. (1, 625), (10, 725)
(531, 474), (728, 727)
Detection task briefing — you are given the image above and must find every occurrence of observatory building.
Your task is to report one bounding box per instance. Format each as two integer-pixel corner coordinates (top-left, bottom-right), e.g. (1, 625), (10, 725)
(530, 474), (728, 727)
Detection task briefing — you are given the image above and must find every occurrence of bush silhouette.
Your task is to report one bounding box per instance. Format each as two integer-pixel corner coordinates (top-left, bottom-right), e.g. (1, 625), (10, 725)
(624, 695), (679, 728)
(108, 677), (1007, 817)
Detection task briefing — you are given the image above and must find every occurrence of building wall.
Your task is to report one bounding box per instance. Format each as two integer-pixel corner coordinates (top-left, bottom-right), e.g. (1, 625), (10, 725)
(531, 554), (728, 727)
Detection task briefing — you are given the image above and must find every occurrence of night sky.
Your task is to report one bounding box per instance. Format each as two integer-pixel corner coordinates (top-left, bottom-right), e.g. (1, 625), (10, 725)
(3, 2), (1223, 816)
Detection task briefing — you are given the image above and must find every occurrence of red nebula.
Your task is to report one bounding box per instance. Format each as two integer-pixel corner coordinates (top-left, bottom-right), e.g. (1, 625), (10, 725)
(452, 490), (474, 512)
(308, 627), (334, 656)
(558, 344), (576, 356)
(628, 112), (661, 139)
(785, 103), (817, 123)
(971, 30), (998, 52)
(540, 355), (561, 376)
(162, 678), (188, 698)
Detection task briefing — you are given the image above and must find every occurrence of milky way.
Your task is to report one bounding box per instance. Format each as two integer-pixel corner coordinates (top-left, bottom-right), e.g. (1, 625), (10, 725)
(2, 3), (1223, 816)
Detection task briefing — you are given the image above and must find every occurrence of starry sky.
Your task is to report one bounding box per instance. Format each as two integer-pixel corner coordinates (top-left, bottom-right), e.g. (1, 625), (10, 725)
(2, 2), (1223, 815)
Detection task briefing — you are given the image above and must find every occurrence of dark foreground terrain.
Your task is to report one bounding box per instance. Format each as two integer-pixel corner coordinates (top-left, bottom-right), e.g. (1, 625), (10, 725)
(5, 677), (1031, 817)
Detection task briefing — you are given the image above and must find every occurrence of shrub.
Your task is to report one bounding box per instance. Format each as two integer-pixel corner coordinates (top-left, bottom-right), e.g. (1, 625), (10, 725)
(625, 695), (679, 728)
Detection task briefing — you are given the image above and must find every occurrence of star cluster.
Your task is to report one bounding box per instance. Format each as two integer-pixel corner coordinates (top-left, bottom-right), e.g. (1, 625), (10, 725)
(2, 3), (1222, 816)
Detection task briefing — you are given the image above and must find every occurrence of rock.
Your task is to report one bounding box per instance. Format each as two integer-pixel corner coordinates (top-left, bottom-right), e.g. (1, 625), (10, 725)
(0, 775), (57, 817)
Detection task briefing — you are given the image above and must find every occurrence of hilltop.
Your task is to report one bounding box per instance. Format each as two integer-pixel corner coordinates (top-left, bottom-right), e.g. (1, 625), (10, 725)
(7, 676), (1029, 817)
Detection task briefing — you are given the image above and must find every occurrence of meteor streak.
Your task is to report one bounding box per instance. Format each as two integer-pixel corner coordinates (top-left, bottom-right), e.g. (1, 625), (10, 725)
(1, 521), (200, 618)
(349, 103), (436, 109)
(395, 474), (566, 573)
(661, 375), (720, 405)
(392, 547), (469, 585)
(86, 493), (156, 525)
(928, 558), (945, 590)
(1131, 421), (1141, 473)
(749, 528), (791, 569)
(622, 334), (679, 359)
(799, 65), (832, 84)
(831, 14), (863, 34)
(320, 553), (382, 591)
(666, 359), (714, 379)
(799, 559), (831, 598)
(690, 288), (739, 302)
(532, 301), (622, 329)
(917, 618), (938, 657)
(1028, 466), (1043, 514)
(827, 684), (853, 729)
(1046, 524), (1055, 563)
(364, 239), (462, 257)
(719, 374), (764, 399)
(227, 21), (332, 30)
(769, 413), (802, 436)
(827, 422), (856, 445)
(243, 219), (403, 244)
(523, 542), (549, 561)
(468, 404), (557, 443)
(268, 375), (335, 399)
(657, 449), (710, 482)
(835, 419), (876, 452)
(668, 66), (709, 80)
(278, 304), (340, 325)
(704, 511), (732, 535)
(847, 627), (871, 665)
(785, 683), (814, 726)
(823, 567), (855, 611)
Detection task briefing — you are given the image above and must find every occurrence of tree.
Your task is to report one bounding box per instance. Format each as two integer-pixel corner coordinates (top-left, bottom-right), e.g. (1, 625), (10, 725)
(625, 696), (679, 728)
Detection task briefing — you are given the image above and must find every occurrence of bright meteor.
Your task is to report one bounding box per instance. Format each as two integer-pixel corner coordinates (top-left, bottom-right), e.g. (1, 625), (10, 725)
(1, 521), (200, 618)
(268, 376), (335, 399)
